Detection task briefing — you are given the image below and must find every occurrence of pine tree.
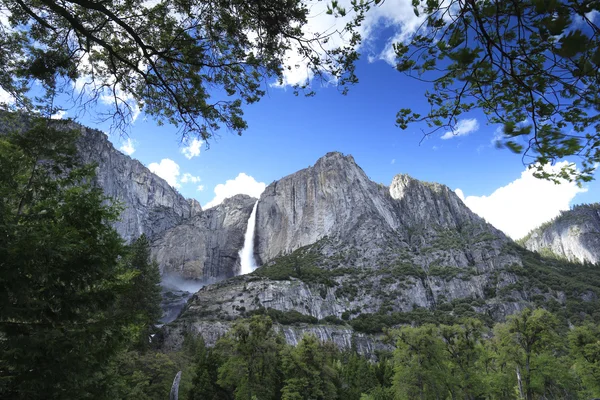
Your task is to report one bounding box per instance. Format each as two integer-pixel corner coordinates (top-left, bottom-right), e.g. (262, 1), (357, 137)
(0, 117), (136, 399)
(216, 315), (284, 400)
(188, 336), (221, 400)
(120, 234), (163, 349)
(280, 334), (338, 400)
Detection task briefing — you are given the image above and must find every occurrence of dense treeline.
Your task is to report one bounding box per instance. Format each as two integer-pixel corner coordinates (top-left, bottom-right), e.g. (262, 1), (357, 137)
(0, 118), (162, 398)
(115, 310), (600, 400)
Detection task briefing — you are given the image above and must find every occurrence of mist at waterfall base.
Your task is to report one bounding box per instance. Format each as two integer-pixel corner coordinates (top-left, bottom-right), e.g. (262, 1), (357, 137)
(158, 201), (260, 323)
(161, 274), (207, 293)
(159, 274), (216, 324)
(239, 201), (259, 275)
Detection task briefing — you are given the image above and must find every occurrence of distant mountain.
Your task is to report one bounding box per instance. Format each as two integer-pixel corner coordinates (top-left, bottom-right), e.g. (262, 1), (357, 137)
(157, 152), (600, 354)
(520, 203), (600, 264)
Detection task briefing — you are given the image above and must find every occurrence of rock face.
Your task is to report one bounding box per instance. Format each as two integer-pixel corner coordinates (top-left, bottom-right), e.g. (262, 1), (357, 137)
(151, 195), (257, 279)
(522, 204), (600, 264)
(255, 153), (400, 263)
(163, 152), (570, 353)
(76, 125), (200, 242)
(255, 152), (517, 273)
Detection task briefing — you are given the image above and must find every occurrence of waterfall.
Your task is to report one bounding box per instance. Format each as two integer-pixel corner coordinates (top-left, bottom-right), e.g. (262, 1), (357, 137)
(239, 201), (259, 274)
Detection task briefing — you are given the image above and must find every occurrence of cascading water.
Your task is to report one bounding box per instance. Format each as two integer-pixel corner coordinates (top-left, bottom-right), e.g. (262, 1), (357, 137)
(239, 201), (259, 274)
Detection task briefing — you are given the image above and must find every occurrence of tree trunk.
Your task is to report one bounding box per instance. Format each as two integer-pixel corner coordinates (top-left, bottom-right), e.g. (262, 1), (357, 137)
(516, 365), (524, 400)
(170, 371), (182, 400)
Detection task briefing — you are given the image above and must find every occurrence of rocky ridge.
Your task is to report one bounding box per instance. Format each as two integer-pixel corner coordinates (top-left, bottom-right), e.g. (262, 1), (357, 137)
(159, 152), (600, 354)
(521, 204), (600, 264)
(76, 124), (201, 242)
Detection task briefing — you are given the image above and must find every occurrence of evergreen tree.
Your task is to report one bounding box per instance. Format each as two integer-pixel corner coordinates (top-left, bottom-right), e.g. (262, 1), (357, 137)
(0, 117), (136, 399)
(216, 315), (284, 400)
(188, 336), (221, 400)
(337, 350), (377, 400)
(280, 334), (338, 400)
(120, 234), (163, 349)
(392, 324), (450, 400)
(438, 319), (486, 399)
(569, 322), (600, 398)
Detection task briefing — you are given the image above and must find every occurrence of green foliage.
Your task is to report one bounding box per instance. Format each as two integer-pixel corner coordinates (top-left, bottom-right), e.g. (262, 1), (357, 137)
(108, 350), (185, 400)
(216, 315), (285, 400)
(247, 308), (319, 325)
(120, 234), (163, 349)
(253, 244), (353, 286)
(188, 336), (221, 400)
(505, 246), (600, 323)
(100, 308), (600, 400)
(569, 323), (600, 397)
(392, 324), (450, 399)
(280, 334), (338, 400)
(337, 351), (378, 400)
(488, 308), (577, 400)
(1, 0), (358, 140)
(428, 265), (476, 281)
(0, 117), (164, 399)
(0, 119), (131, 398)
(355, 0), (600, 183)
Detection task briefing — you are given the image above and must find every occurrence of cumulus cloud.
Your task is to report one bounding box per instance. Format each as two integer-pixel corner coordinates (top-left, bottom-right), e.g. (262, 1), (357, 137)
(119, 138), (136, 155)
(441, 118), (480, 140)
(147, 159), (204, 190)
(455, 162), (587, 239)
(180, 173), (201, 184)
(149, 159), (181, 188)
(181, 138), (203, 159)
(204, 173), (266, 209)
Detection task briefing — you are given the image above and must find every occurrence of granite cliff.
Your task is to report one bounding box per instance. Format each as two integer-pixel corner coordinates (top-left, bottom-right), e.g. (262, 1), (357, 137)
(76, 125), (201, 242)
(521, 203), (600, 264)
(159, 153), (600, 354)
(152, 194), (256, 279)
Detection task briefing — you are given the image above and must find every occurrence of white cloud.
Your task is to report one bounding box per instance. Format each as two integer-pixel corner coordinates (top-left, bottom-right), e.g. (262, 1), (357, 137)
(119, 138), (136, 155)
(491, 126), (505, 146)
(391, 159), (396, 164)
(441, 118), (480, 140)
(455, 162), (587, 239)
(149, 159), (181, 188)
(50, 110), (67, 120)
(278, 0), (423, 87)
(181, 138), (203, 159)
(181, 173), (201, 184)
(147, 160), (203, 189)
(204, 173), (266, 209)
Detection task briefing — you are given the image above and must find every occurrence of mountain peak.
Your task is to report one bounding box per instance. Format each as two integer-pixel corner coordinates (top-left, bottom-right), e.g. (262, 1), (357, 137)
(314, 151), (357, 167)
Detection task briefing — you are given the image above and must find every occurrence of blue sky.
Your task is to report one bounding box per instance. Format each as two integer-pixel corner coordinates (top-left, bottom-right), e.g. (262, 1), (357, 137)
(6, 0), (598, 240)
(89, 53), (598, 240)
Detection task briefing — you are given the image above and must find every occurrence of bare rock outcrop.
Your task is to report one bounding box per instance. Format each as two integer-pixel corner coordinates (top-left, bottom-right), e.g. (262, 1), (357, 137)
(151, 195), (256, 279)
(522, 204), (600, 264)
(76, 126), (200, 242)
